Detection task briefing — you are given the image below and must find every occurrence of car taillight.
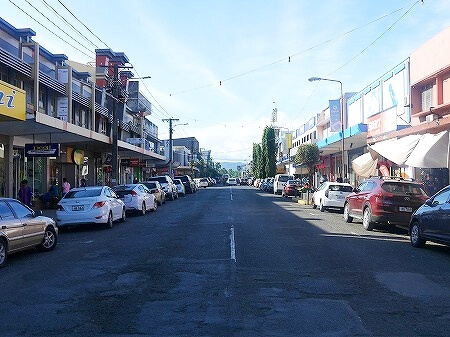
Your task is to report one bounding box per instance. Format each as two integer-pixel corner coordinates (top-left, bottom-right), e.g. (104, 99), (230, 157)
(376, 192), (393, 206)
(93, 201), (106, 208)
(131, 190), (138, 196)
(155, 189), (159, 193)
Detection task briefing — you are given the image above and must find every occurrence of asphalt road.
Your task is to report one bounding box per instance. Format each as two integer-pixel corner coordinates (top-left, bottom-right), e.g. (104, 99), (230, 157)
(1, 185), (449, 336)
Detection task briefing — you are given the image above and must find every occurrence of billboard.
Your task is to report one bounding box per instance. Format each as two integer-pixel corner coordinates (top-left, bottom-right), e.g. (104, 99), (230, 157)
(0, 80), (26, 121)
(382, 68), (409, 126)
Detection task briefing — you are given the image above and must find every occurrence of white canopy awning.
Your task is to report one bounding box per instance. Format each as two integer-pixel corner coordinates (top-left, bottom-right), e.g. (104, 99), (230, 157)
(367, 131), (449, 168)
(352, 152), (378, 178)
(405, 131), (449, 168)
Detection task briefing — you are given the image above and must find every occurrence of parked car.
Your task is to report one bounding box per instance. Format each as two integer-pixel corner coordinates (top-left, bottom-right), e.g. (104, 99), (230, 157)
(0, 198), (58, 268)
(409, 185), (450, 248)
(312, 182), (353, 212)
(174, 179), (186, 196)
(227, 178), (237, 186)
(56, 186), (126, 229)
(146, 175), (178, 200)
(282, 180), (301, 197)
(113, 184), (157, 215)
(273, 174), (294, 194)
(196, 178), (209, 188)
(175, 175), (195, 194)
(141, 181), (166, 206)
(343, 177), (429, 231)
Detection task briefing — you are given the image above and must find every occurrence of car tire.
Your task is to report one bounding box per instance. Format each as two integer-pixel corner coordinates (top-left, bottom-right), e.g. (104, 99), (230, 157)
(362, 206), (374, 231)
(39, 227), (57, 251)
(343, 203), (353, 223)
(105, 212), (113, 229)
(141, 202), (146, 216)
(0, 238), (7, 268)
(319, 200), (326, 212)
(410, 221), (426, 248)
(119, 208), (126, 223)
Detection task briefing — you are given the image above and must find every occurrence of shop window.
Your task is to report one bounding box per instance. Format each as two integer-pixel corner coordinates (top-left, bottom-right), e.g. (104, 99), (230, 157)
(49, 95), (57, 117)
(99, 118), (107, 134)
(38, 89), (47, 112)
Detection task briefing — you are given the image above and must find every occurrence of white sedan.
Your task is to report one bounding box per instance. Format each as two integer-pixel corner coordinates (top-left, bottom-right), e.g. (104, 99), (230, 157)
(113, 184), (157, 215)
(312, 182), (354, 212)
(56, 186), (126, 229)
(227, 178), (237, 186)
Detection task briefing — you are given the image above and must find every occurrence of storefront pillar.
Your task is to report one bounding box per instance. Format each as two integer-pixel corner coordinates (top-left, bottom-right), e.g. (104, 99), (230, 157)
(5, 136), (13, 198)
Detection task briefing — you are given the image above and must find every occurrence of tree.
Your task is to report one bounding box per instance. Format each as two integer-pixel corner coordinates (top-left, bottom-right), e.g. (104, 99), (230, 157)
(252, 143), (262, 178)
(261, 126), (276, 178)
(294, 143), (320, 183)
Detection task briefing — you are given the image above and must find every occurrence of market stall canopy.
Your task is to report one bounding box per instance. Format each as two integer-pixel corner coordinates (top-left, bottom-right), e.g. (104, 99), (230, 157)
(352, 152), (378, 178)
(405, 131), (449, 168)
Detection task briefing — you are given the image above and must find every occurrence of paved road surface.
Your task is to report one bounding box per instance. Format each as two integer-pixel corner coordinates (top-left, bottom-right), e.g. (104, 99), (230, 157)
(1, 186), (449, 336)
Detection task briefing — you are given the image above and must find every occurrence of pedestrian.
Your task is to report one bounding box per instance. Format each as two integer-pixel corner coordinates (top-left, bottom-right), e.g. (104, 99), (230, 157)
(62, 178), (71, 195)
(80, 178), (87, 187)
(18, 179), (33, 206)
(133, 178), (138, 184)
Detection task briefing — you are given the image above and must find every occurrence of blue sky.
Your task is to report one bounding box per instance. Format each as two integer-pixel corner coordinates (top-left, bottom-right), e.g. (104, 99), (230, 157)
(3, 0), (450, 162)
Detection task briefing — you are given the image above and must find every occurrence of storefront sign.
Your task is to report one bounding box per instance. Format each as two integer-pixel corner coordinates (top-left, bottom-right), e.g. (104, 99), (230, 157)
(367, 107), (397, 138)
(25, 143), (60, 157)
(126, 138), (144, 145)
(120, 159), (130, 166)
(57, 97), (68, 121)
(0, 80), (26, 121)
(129, 158), (140, 167)
(73, 149), (84, 165)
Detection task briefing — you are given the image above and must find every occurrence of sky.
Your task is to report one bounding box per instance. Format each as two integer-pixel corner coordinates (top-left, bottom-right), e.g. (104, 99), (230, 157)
(3, 0), (450, 163)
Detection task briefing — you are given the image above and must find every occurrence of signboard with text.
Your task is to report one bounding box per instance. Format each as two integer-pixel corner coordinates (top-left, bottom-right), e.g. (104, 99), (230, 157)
(25, 143), (60, 157)
(0, 80), (25, 121)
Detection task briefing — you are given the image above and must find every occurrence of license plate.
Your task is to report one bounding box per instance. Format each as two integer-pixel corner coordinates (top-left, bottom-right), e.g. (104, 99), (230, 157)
(72, 205), (84, 211)
(336, 195), (345, 199)
(399, 207), (412, 212)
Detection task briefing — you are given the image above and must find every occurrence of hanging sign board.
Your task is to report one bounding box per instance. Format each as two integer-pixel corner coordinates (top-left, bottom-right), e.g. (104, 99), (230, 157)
(25, 143), (60, 157)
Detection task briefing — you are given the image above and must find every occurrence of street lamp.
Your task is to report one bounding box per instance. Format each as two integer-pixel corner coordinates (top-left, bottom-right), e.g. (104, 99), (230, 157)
(308, 77), (345, 181)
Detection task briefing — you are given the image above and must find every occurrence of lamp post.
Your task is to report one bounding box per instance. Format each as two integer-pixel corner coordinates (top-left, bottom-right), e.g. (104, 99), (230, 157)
(308, 77), (345, 181)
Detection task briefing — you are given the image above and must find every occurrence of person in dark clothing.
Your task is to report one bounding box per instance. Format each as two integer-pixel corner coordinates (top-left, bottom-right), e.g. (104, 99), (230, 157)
(18, 180), (33, 206)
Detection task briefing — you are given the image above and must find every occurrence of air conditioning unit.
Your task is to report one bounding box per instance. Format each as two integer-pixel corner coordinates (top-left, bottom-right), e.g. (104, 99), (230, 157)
(426, 114), (438, 122)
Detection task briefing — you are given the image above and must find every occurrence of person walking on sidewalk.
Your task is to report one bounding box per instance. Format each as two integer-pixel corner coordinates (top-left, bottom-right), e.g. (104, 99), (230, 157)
(18, 180), (32, 206)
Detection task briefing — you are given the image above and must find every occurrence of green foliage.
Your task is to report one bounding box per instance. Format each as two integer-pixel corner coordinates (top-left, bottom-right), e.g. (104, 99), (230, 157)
(294, 143), (320, 179)
(252, 143), (262, 178)
(261, 126), (276, 178)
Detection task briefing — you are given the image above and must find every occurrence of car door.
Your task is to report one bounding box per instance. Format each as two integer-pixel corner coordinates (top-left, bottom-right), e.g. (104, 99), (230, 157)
(427, 188), (450, 240)
(106, 188), (121, 220)
(348, 182), (367, 216)
(8, 200), (44, 248)
(0, 201), (23, 252)
(138, 185), (150, 210)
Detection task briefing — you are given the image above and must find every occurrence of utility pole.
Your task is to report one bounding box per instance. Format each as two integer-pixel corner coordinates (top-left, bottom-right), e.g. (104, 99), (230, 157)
(112, 64), (119, 186)
(162, 118), (179, 177)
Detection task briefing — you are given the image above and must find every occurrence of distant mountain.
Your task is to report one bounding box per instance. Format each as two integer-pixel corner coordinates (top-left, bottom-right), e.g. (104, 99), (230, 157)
(220, 161), (246, 171)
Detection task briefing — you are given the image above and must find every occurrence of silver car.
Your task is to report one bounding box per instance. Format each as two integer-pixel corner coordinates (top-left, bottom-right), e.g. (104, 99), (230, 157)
(0, 198), (58, 268)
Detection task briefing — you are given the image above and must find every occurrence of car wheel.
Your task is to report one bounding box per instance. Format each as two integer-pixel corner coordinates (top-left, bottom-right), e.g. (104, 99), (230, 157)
(119, 208), (126, 223)
(39, 227), (57, 251)
(0, 239), (7, 268)
(141, 202), (146, 216)
(105, 212), (113, 229)
(410, 221), (426, 248)
(175, 192), (179, 199)
(152, 200), (158, 212)
(319, 200), (325, 212)
(343, 203), (353, 223)
(362, 206), (374, 231)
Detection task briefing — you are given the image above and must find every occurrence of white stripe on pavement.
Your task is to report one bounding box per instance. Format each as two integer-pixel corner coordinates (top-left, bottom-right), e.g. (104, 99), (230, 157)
(230, 226), (236, 262)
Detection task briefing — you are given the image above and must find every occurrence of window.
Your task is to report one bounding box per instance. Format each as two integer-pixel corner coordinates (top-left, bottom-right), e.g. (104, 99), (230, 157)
(65, 188), (102, 198)
(39, 89), (47, 111)
(8, 201), (33, 219)
(432, 188), (450, 206)
(421, 84), (433, 112)
(0, 201), (15, 219)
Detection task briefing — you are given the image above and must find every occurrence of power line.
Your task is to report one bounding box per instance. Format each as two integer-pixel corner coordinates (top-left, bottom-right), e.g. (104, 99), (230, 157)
(23, 0), (93, 55)
(57, 0), (110, 48)
(8, 0), (93, 58)
(165, 4), (411, 97)
(40, 0), (99, 49)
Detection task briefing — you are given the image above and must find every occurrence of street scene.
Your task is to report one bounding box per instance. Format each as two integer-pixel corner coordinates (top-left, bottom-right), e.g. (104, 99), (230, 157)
(0, 185), (449, 336)
(0, 1), (450, 336)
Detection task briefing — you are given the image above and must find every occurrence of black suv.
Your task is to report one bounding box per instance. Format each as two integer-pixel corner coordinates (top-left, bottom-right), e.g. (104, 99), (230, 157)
(174, 175), (196, 194)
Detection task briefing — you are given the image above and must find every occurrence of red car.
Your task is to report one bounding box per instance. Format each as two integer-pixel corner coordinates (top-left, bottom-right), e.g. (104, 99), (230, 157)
(282, 180), (301, 197)
(343, 177), (429, 230)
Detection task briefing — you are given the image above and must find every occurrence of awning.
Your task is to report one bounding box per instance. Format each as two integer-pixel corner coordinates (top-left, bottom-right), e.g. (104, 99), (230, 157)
(405, 131), (449, 168)
(368, 131), (449, 168)
(352, 152), (378, 178)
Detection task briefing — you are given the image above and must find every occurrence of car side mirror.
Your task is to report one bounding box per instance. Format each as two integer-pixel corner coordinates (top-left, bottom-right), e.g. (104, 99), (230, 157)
(425, 199), (433, 206)
(353, 188), (359, 193)
(34, 210), (43, 217)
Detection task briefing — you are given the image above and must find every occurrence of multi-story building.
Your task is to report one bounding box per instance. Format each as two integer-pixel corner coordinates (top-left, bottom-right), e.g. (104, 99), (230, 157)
(0, 18), (164, 202)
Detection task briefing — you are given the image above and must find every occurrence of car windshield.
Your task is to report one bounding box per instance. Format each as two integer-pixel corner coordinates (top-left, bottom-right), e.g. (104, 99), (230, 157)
(278, 176), (292, 182)
(142, 182), (157, 189)
(113, 186), (134, 192)
(382, 182), (427, 196)
(147, 177), (167, 184)
(64, 188), (102, 198)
